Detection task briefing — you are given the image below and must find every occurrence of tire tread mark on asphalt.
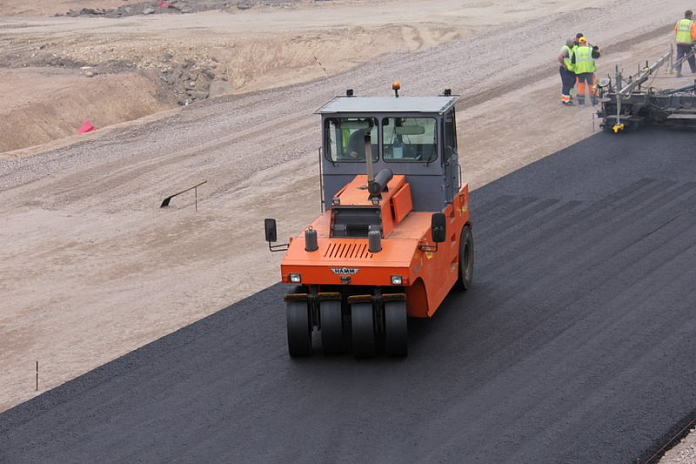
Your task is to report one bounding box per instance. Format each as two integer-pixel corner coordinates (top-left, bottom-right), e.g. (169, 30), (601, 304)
(469, 181), (696, 341)
(480, 198), (561, 237)
(440, 200), (696, 409)
(472, 194), (516, 216)
(609, 180), (676, 210)
(483, 184), (696, 322)
(474, 178), (656, 240)
(480, 180), (696, 283)
(471, 194), (519, 218)
(482, 250), (696, 463)
(422, 181), (696, 376)
(481, 199), (582, 254)
(473, 196), (537, 229)
(515, 229), (696, 463)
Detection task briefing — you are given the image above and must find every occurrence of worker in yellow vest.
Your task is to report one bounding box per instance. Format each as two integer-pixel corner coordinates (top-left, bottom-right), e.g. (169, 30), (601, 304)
(572, 36), (601, 106)
(674, 10), (696, 77)
(557, 38), (576, 105)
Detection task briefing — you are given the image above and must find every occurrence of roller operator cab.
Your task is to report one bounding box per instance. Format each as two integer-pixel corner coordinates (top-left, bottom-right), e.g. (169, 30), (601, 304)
(265, 85), (473, 358)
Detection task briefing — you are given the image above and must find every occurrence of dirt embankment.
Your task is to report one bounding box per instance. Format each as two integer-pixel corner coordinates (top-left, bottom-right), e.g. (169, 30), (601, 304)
(0, 0), (467, 153)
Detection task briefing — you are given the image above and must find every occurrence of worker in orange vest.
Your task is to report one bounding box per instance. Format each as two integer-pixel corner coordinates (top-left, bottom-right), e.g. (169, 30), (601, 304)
(674, 10), (696, 77)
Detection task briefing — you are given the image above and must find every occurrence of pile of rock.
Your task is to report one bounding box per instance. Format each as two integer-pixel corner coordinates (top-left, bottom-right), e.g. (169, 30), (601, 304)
(61, 1), (257, 18)
(159, 59), (233, 105)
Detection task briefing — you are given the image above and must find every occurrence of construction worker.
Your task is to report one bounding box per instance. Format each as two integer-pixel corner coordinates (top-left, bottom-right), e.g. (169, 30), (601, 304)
(558, 38), (576, 105)
(572, 37), (601, 106)
(571, 33), (585, 75)
(343, 128), (378, 160)
(674, 10), (696, 77)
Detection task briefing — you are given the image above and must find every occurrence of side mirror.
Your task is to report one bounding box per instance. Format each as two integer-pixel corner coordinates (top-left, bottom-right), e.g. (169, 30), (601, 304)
(265, 218), (289, 252)
(431, 213), (446, 243)
(264, 218), (278, 243)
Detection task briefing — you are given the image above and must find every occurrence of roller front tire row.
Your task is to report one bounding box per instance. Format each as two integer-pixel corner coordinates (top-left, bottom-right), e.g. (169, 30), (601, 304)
(286, 299), (408, 358)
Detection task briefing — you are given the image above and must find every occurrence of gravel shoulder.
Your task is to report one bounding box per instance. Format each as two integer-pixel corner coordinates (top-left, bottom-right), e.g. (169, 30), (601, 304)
(1, 0), (695, 461)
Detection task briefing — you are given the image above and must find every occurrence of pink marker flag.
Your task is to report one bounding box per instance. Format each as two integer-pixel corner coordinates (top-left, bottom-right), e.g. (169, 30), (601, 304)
(77, 121), (95, 134)
(158, 0), (171, 7)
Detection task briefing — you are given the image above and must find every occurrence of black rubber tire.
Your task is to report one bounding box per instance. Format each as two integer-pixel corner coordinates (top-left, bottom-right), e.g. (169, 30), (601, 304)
(320, 300), (345, 355)
(351, 302), (376, 358)
(287, 300), (312, 357)
(384, 300), (408, 357)
(455, 225), (474, 291)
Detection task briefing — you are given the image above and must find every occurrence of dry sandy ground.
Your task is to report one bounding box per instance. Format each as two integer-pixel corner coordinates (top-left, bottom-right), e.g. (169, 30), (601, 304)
(1, 0), (695, 461)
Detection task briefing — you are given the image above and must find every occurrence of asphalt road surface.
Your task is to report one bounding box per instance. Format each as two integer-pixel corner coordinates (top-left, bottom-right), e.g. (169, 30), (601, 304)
(2, 128), (696, 463)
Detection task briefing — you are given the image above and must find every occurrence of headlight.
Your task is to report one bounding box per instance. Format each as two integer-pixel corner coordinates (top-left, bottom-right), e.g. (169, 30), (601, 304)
(390, 275), (403, 285)
(289, 273), (302, 283)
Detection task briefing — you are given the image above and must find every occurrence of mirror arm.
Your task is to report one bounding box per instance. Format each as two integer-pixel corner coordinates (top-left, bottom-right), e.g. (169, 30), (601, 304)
(418, 241), (439, 252)
(268, 242), (289, 252)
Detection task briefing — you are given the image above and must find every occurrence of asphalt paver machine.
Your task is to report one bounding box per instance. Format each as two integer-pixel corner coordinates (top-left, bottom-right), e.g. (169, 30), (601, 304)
(597, 49), (696, 132)
(265, 85), (473, 357)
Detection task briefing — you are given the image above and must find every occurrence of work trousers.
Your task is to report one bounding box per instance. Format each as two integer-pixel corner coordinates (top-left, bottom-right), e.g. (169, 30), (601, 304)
(575, 73), (597, 105)
(559, 66), (575, 102)
(676, 43), (696, 75)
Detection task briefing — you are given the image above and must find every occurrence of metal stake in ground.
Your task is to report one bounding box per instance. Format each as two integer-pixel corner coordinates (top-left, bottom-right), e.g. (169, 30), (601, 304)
(160, 180), (207, 209)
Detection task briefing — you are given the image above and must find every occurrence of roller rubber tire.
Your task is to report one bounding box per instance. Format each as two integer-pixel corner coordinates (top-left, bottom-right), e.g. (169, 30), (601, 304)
(320, 300), (345, 355)
(384, 300), (408, 357)
(351, 302), (376, 358)
(455, 225), (474, 291)
(287, 300), (312, 357)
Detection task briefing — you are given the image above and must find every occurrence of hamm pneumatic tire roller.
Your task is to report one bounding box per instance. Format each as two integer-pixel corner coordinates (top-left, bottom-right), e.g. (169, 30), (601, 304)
(265, 84), (473, 358)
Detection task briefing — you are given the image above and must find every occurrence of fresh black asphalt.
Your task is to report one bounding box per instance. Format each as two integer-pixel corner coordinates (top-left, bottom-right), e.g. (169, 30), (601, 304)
(1, 128), (696, 463)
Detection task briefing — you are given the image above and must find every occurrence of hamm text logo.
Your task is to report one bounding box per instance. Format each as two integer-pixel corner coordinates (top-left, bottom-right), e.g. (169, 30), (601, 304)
(330, 267), (359, 275)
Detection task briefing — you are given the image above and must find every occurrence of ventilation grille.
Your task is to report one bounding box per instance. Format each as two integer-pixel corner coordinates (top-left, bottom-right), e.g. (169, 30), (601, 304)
(324, 242), (373, 259)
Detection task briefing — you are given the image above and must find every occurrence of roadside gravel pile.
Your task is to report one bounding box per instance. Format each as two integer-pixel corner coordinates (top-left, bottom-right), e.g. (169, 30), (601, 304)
(59, 0), (308, 17)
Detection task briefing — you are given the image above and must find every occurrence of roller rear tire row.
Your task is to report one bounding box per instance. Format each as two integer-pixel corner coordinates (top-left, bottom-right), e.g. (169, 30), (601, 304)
(286, 299), (408, 358)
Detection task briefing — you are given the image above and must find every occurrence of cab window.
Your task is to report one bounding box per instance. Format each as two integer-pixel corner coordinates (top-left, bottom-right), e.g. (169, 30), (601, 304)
(325, 118), (379, 162)
(383, 117), (437, 162)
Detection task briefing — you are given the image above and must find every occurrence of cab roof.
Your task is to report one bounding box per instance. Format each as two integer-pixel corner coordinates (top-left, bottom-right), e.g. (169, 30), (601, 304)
(315, 96), (459, 115)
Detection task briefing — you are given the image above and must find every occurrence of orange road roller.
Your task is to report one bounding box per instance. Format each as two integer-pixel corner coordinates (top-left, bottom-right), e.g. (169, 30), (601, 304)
(265, 85), (473, 357)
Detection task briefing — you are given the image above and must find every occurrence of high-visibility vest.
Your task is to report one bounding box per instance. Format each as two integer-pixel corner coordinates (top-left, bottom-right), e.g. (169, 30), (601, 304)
(561, 44), (575, 72)
(574, 46), (596, 74)
(676, 18), (693, 44)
